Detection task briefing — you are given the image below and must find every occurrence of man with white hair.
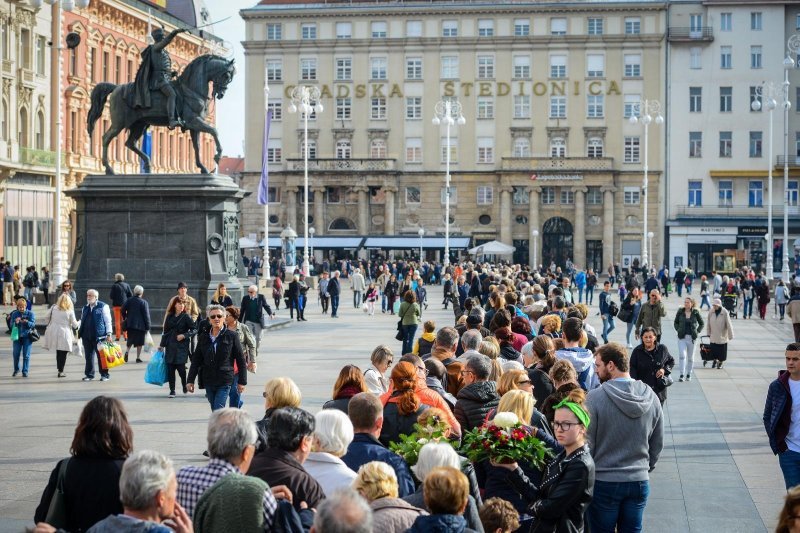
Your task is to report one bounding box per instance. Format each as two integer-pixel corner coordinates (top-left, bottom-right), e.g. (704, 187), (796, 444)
(351, 267), (366, 308)
(459, 330), (483, 359)
(77, 289), (113, 382)
(239, 285), (274, 354)
(310, 488), (373, 533)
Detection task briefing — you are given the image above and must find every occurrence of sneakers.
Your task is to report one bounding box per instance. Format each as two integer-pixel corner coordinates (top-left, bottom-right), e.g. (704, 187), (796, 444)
(58, 372), (66, 378)
(686, 374), (692, 381)
(22, 373), (28, 378)
(679, 375), (685, 382)
(100, 375), (110, 382)
(627, 343), (633, 349)
(12, 371), (18, 377)
(168, 391), (176, 398)
(82, 376), (93, 381)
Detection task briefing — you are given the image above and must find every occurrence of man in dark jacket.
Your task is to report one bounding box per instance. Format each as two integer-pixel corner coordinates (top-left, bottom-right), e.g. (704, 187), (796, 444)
(764, 342), (800, 489)
(78, 289), (113, 381)
(328, 271), (341, 318)
(187, 304), (247, 411)
(341, 392), (415, 497)
(109, 273), (133, 341)
(426, 327), (465, 396)
(454, 353), (500, 431)
(248, 407), (325, 512)
(239, 285), (274, 354)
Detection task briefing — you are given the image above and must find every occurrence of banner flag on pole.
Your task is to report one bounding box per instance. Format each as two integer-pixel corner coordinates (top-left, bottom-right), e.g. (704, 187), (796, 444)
(257, 109), (272, 206)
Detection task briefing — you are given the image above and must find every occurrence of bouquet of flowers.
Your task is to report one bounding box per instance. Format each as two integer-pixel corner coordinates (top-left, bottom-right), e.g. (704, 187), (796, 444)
(459, 412), (551, 468)
(389, 417), (453, 466)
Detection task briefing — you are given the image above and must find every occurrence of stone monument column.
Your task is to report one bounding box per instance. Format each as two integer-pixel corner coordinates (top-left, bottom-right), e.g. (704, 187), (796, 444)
(383, 185), (397, 235)
(285, 185), (298, 229)
(312, 186), (326, 236)
(573, 186), (587, 269)
(499, 186), (513, 245)
(528, 186), (541, 268)
(356, 186), (370, 235)
(601, 186), (616, 271)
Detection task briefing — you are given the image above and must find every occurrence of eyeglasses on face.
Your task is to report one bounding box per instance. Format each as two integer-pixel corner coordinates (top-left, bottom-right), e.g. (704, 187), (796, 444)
(209, 314), (224, 319)
(386, 360), (393, 365)
(517, 380), (532, 386)
(553, 420), (582, 431)
(460, 370), (474, 377)
(417, 366), (429, 375)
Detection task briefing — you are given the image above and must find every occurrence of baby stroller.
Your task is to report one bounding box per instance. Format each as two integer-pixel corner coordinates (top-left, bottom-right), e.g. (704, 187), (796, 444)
(722, 291), (738, 319)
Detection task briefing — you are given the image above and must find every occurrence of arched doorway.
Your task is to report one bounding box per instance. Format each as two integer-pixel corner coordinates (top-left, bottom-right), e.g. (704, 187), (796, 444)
(542, 217), (573, 269)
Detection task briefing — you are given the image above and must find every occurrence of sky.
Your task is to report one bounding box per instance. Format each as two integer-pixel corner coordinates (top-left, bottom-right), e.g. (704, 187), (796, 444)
(207, 0), (261, 158)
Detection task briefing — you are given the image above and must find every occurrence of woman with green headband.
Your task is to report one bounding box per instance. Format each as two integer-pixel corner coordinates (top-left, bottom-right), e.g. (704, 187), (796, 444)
(492, 389), (595, 533)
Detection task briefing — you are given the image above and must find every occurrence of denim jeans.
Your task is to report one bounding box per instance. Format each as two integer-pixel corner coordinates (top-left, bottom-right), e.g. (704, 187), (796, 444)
(779, 450), (800, 489)
(206, 385), (231, 411)
(577, 287), (585, 303)
(353, 291), (363, 308)
(331, 295), (340, 317)
(12, 338), (32, 375)
(700, 294), (711, 310)
(588, 479), (650, 533)
(779, 303), (787, 319)
(625, 321), (636, 346)
(602, 315), (615, 342)
(676, 283), (683, 297)
(686, 282), (692, 294)
(743, 298), (754, 318)
(586, 286), (595, 305)
(401, 324), (417, 355)
(228, 375), (243, 408)
(381, 291), (387, 312)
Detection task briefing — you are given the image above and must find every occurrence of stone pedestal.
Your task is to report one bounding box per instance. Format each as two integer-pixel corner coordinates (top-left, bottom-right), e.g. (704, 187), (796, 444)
(66, 174), (248, 326)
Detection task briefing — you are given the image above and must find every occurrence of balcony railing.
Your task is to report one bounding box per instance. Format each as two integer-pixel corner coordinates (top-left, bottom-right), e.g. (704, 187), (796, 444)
(502, 157), (614, 172)
(668, 27), (714, 42)
(286, 158), (396, 171)
(675, 204), (800, 217)
(19, 147), (65, 167)
(776, 155), (800, 167)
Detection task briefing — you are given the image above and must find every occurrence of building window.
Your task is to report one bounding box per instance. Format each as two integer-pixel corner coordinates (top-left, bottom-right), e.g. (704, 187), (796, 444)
(476, 186), (494, 205)
(721, 46), (732, 69)
(749, 181), (763, 207)
(550, 55), (566, 78)
(690, 47), (702, 69)
(441, 56), (458, 78)
(68, 47), (77, 76)
(588, 18), (603, 35)
(624, 54), (641, 77)
(625, 17), (641, 35)
(477, 137), (494, 163)
(406, 138), (422, 163)
(371, 21), (387, 38)
(719, 131), (732, 157)
(301, 23), (316, 39)
(587, 54), (604, 77)
(405, 187), (421, 204)
(551, 18), (567, 35)
(721, 12), (732, 31)
(301, 139), (316, 159)
(335, 22), (352, 39)
(370, 57), (387, 80)
(587, 186), (603, 204)
(267, 101), (282, 121)
(587, 95), (604, 118)
(788, 181), (799, 206)
(541, 187), (556, 204)
(550, 96), (566, 118)
(336, 97), (351, 120)
(513, 137), (531, 157)
(266, 23), (281, 40)
(750, 131), (763, 157)
(267, 187), (280, 203)
(441, 138), (458, 163)
(370, 97), (387, 120)
(477, 97), (494, 119)
(689, 87), (702, 112)
(406, 97), (422, 120)
(561, 189), (575, 204)
(624, 94), (640, 118)
(441, 187), (457, 205)
(512, 186), (529, 204)
(442, 20), (458, 37)
(624, 187), (641, 205)
(689, 132), (702, 157)
(751, 12), (762, 30)
(35, 110), (44, 149)
(587, 137), (603, 158)
(624, 137), (640, 163)
(514, 18), (530, 36)
(300, 58), (317, 80)
(406, 57), (422, 79)
(477, 56), (495, 79)
(335, 58), (352, 80)
(406, 21), (422, 37)
(514, 95), (531, 118)
(102, 50), (109, 81)
(336, 140), (351, 159)
(719, 181), (733, 206)
(267, 141), (281, 163)
(550, 137), (566, 158)
(751, 46), (762, 69)
(513, 55), (530, 79)
(720, 87), (732, 112)
(478, 19), (494, 37)
(266, 59), (282, 81)
(688, 181), (703, 206)
(370, 139), (387, 158)
(35, 35), (45, 75)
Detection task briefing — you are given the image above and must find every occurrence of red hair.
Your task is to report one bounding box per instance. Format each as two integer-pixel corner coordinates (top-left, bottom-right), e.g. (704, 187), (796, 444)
(390, 362), (420, 416)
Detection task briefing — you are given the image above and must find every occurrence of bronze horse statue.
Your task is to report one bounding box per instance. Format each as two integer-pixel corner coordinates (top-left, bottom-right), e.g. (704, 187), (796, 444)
(87, 54), (235, 175)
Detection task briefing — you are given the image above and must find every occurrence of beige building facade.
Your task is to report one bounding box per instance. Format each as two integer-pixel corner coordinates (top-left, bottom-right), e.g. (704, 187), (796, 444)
(241, 0), (667, 269)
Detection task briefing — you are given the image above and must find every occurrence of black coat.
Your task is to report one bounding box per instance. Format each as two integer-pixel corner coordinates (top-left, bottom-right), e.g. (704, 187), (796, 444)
(529, 367), (555, 409)
(630, 343), (675, 402)
(327, 277), (341, 296)
(454, 381), (501, 432)
(109, 281), (132, 306)
(188, 326), (247, 389)
(238, 294), (273, 323)
(120, 295), (151, 332)
(380, 396), (426, 447)
(161, 312), (197, 365)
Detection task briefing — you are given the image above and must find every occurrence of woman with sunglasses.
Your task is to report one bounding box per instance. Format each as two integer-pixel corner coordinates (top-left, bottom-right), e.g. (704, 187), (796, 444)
(492, 389), (595, 533)
(59, 279), (77, 307)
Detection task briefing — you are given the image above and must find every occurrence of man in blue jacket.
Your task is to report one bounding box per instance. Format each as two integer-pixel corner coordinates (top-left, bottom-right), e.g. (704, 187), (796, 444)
(764, 342), (800, 489)
(78, 289), (113, 381)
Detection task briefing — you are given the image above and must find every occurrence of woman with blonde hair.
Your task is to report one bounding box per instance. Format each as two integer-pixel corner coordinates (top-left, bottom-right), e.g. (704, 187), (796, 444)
(478, 339), (503, 382)
(353, 461), (427, 532)
(380, 362), (425, 446)
(497, 369), (534, 396)
(43, 292), (80, 378)
(210, 282), (233, 307)
(539, 314), (562, 338)
(255, 377), (302, 452)
(364, 345), (393, 394)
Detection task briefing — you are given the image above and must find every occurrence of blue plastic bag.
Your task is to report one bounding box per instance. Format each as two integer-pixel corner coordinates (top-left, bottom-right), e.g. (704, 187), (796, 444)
(144, 350), (167, 386)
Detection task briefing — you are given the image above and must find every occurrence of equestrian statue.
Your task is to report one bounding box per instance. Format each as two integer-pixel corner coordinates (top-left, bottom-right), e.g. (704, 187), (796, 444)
(87, 27), (236, 175)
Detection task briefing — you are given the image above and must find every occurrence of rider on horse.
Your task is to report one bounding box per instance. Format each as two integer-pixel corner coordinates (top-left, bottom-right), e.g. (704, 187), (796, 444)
(133, 27), (186, 129)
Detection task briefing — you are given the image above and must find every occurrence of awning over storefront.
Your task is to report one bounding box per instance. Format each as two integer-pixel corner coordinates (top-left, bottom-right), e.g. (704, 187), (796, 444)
(363, 236), (471, 249)
(240, 236), (365, 248)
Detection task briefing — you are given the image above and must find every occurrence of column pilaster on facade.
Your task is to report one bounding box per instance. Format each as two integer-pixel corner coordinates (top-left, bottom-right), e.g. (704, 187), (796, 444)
(285, 186), (299, 229)
(355, 186), (370, 235)
(528, 186), (541, 269)
(499, 186), (513, 246)
(383, 185), (398, 235)
(573, 186), (587, 269)
(312, 186), (326, 236)
(602, 186), (616, 271)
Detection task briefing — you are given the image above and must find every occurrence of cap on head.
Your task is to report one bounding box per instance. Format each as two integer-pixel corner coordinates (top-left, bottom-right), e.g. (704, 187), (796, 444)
(177, 282), (188, 290)
(712, 298), (722, 307)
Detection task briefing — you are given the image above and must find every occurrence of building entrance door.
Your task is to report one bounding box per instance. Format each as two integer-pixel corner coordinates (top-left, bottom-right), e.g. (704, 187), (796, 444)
(586, 240), (603, 272)
(542, 217), (573, 269)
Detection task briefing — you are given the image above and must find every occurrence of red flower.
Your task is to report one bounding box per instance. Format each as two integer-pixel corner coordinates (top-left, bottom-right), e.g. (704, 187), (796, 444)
(512, 429), (526, 440)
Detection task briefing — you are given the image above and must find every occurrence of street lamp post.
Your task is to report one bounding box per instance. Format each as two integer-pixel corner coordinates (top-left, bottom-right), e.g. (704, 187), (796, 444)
(432, 99), (465, 269)
(531, 229), (540, 272)
(309, 227), (315, 269)
(647, 231), (654, 268)
(287, 86), (323, 277)
(629, 99), (664, 270)
(418, 228), (424, 262)
(31, 0), (90, 286)
(782, 35), (800, 280)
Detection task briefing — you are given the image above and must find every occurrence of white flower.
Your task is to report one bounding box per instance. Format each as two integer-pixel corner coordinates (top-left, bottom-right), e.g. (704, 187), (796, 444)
(492, 412), (519, 429)
(417, 438), (428, 445)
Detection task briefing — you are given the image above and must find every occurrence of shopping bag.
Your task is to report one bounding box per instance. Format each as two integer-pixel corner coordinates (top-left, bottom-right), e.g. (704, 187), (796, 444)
(97, 341), (124, 369)
(10, 325), (18, 341)
(393, 300), (401, 314)
(143, 331), (155, 354)
(144, 350), (168, 386)
(362, 303), (369, 313)
(71, 336), (84, 358)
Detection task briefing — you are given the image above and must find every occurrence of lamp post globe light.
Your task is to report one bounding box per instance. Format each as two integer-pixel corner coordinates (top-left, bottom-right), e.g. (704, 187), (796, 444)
(418, 227), (425, 262)
(31, 0), (90, 286)
(781, 34), (800, 280)
(287, 85), (323, 277)
(629, 99), (663, 271)
(531, 229), (540, 271)
(432, 99), (466, 268)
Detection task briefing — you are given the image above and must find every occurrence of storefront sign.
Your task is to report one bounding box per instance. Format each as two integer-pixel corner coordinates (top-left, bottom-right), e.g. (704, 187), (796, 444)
(739, 226), (768, 236)
(531, 174), (583, 181)
(687, 236), (737, 244)
(670, 226), (737, 236)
